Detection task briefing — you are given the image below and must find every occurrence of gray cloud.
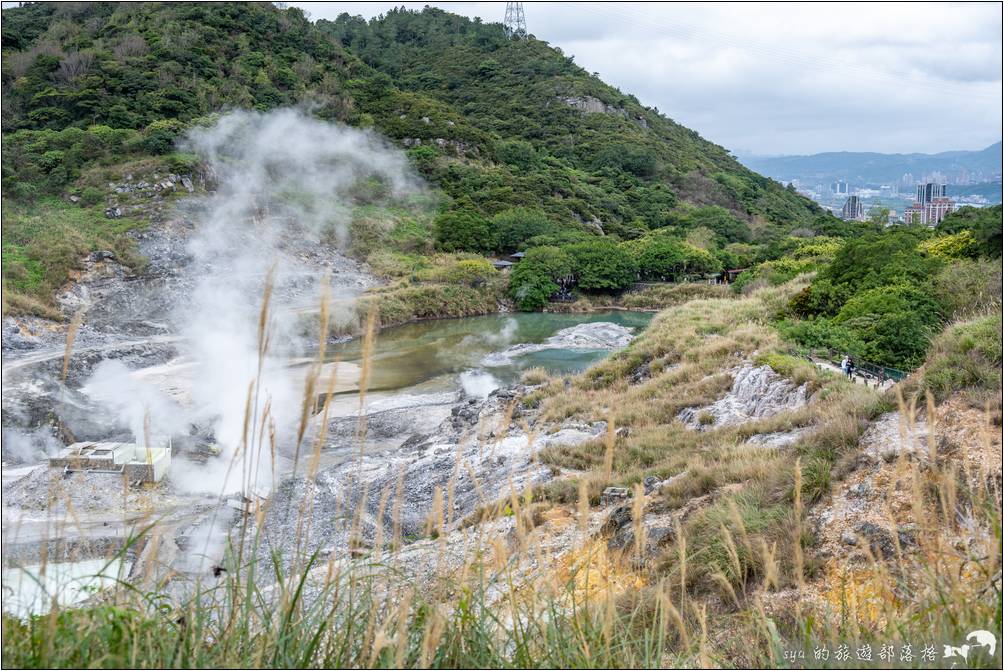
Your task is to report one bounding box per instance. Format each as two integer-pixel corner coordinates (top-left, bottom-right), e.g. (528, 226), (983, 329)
(297, 2), (1001, 154)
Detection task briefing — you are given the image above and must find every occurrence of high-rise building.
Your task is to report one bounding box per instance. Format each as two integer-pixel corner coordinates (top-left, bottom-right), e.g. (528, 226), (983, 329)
(841, 195), (864, 221)
(916, 182), (947, 205)
(904, 197), (955, 227)
(830, 180), (849, 195)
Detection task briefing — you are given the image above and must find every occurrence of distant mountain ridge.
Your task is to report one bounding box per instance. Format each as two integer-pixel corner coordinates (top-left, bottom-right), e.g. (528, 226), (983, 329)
(740, 142), (1002, 185)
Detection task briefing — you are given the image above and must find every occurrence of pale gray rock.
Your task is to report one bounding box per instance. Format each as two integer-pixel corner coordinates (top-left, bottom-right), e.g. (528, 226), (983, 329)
(677, 363), (808, 430)
(482, 322), (634, 366)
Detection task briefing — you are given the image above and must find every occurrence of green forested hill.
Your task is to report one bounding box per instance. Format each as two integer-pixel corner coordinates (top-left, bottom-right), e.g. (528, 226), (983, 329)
(14, 1), (951, 329)
(319, 7), (825, 237)
(2, 3), (823, 237)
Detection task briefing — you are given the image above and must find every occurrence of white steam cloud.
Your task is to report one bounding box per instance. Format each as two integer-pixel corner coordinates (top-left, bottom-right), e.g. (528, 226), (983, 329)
(81, 360), (187, 447)
(0, 426), (62, 464)
(83, 108), (425, 495)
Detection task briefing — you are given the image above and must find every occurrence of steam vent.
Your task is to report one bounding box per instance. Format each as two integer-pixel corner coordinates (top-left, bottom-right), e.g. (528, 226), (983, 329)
(49, 442), (172, 483)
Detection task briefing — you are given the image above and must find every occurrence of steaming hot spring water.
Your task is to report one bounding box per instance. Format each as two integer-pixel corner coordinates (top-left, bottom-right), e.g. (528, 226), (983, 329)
(324, 310), (652, 397)
(1, 310), (651, 616)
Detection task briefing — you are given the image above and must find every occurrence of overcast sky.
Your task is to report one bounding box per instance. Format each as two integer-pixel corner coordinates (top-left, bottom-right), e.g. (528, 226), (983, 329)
(293, 1), (1002, 156)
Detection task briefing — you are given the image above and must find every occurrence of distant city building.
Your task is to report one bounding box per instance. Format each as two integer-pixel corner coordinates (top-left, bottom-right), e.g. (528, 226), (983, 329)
(904, 197), (955, 226)
(841, 195), (865, 221)
(916, 182), (947, 205)
(831, 180), (849, 195)
(922, 171), (947, 187)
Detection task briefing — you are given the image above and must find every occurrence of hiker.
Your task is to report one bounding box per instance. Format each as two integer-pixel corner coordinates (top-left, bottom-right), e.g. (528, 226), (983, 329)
(840, 355), (850, 378)
(846, 356), (856, 380)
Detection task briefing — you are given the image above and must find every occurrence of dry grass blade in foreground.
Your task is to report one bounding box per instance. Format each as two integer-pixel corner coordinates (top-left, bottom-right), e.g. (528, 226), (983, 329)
(2, 283), (1001, 669)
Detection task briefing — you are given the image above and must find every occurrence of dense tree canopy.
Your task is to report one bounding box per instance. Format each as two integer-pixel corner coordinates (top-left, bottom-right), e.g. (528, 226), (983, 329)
(565, 240), (636, 291)
(491, 208), (554, 254)
(507, 246), (574, 311)
(7, 0), (991, 367)
(3, 1), (829, 260)
(937, 205), (1002, 258)
(777, 211), (1000, 368)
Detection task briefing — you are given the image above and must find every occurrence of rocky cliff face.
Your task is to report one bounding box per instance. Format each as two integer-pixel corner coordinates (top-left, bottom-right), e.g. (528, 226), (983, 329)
(556, 96), (649, 128)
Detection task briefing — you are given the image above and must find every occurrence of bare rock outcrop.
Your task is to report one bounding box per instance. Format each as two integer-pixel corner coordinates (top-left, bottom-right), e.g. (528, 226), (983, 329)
(677, 363), (808, 430)
(556, 96), (649, 128)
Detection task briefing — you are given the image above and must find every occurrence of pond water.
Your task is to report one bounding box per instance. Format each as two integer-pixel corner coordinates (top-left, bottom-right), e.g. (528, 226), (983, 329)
(1, 558), (131, 618)
(328, 310), (653, 395)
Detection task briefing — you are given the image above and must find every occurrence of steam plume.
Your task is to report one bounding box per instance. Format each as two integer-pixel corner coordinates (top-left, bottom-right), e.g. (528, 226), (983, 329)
(86, 109), (425, 494)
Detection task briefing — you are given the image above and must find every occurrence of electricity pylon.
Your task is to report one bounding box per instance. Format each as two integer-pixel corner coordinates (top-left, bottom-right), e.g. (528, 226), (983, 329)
(504, 2), (527, 40)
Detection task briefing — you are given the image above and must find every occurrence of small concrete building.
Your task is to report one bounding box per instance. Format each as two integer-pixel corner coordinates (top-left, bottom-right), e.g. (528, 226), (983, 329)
(49, 442), (172, 483)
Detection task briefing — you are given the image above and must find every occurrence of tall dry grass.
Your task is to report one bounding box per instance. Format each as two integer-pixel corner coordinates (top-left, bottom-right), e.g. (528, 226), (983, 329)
(2, 278), (1001, 669)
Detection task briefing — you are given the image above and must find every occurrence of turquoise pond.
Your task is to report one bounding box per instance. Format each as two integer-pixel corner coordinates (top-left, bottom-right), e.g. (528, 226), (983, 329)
(327, 310), (654, 393)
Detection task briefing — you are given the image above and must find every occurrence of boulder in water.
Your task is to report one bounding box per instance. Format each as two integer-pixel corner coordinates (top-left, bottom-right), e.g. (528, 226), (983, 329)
(482, 321), (634, 366)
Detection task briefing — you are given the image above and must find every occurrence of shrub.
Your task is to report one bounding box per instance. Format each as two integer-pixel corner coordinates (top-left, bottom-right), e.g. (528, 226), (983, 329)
(565, 239), (636, 291)
(936, 204), (1003, 258)
(165, 152), (200, 174)
(918, 230), (980, 260)
(141, 119), (185, 155)
(733, 257), (815, 294)
(915, 315), (999, 403)
(406, 145), (439, 175)
(821, 228), (941, 293)
(491, 207), (553, 253)
(445, 258), (497, 286)
(787, 279), (849, 318)
(629, 235), (721, 282)
(678, 205), (751, 244)
(776, 318), (866, 360)
(833, 284), (943, 368)
(918, 314), (1003, 402)
(433, 208), (492, 253)
(508, 246), (573, 311)
(753, 352), (819, 388)
(592, 143), (657, 177)
(495, 140), (538, 170)
(79, 186), (103, 206)
(932, 258), (1003, 320)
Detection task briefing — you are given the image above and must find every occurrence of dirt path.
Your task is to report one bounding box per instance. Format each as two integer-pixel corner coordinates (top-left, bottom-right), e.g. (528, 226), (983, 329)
(810, 357), (896, 390)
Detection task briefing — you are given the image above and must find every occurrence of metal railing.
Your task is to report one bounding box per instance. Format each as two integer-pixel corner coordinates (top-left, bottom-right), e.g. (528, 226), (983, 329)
(789, 346), (910, 384)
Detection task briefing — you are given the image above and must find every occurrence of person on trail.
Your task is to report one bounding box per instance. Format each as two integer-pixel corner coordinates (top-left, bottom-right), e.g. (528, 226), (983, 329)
(847, 356), (856, 380)
(840, 355), (850, 378)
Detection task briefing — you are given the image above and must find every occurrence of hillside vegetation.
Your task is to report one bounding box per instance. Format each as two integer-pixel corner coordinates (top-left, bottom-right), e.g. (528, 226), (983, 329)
(1, 2), (1000, 375)
(2, 4), (1001, 669)
(3, 278), (1000, 669)
(2, 2), (829, 317)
